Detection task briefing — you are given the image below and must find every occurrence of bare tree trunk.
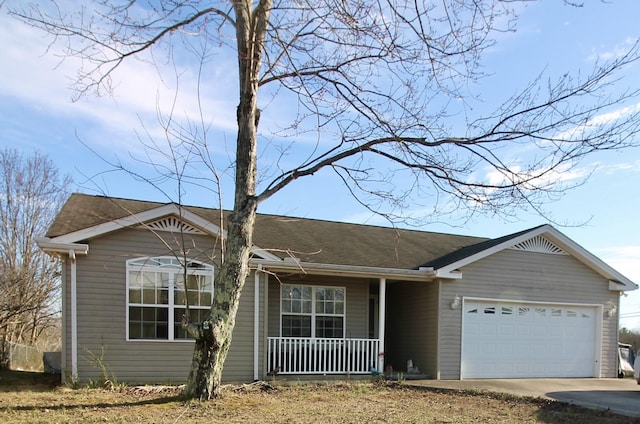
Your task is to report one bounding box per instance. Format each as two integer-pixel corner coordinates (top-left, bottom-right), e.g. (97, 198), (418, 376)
(183, 0), (270, 400)
(183, 200), (258, 399)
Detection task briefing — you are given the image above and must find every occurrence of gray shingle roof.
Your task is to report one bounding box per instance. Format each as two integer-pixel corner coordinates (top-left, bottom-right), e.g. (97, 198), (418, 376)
(47, 193), (530, 270)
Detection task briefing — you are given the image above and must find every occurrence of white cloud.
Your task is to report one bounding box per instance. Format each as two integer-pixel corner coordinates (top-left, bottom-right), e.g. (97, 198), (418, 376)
(483, 162), (588, 191)
(551, 102), (640, 142)
(587, 37), (638, 62)
(0, 12), (238, 151)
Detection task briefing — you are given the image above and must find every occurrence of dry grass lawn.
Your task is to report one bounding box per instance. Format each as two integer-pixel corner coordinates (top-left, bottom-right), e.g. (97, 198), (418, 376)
(1, 371), (639, 423)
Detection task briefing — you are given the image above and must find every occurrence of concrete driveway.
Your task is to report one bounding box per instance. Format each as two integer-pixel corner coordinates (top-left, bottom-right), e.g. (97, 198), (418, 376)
(409, 378), (640, 418)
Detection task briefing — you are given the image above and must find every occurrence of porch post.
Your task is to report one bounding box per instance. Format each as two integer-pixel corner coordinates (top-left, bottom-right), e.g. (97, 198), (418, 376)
(378, 278), (386, 372)
(253, 266), (261, 381)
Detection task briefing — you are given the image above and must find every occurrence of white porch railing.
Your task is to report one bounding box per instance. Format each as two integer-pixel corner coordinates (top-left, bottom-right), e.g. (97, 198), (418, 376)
(267, 337), (380, 375)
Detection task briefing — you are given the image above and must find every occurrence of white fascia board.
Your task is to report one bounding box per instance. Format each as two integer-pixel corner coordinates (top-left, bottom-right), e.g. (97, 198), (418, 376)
(51, 204), (225, 244)
(434, 269), (463, 280)
(249, 258), (436, 282)
(250, 247), (282, 261)
(435, 225), (552, 278)
(36, 238), (89, 255)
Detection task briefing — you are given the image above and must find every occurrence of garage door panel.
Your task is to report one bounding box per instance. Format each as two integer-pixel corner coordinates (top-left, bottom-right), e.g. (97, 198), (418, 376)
(499, 324), (515, 337)
(462, 300), (598, 379)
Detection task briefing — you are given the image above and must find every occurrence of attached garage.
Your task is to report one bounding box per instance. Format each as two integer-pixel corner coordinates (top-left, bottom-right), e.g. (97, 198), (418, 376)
(461, 298), (601, 379)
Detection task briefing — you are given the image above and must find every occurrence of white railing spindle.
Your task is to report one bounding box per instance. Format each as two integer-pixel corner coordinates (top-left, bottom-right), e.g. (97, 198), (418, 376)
(266, 337), (380, 375)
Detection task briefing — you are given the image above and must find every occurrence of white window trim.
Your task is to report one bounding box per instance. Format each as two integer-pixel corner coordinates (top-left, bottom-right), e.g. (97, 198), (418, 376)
(125, 256), (214, 342)
(279, 284), (346, 339)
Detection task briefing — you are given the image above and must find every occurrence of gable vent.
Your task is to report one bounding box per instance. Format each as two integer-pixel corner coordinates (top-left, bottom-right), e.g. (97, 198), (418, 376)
(510, 235), (566, 255)
(140, 216), (205, 235)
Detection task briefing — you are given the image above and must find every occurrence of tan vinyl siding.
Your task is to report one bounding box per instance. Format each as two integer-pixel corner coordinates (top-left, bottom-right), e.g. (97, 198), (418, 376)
(72, 227), (261, 384)
(386, 282), (439, 377)
(267, 275), (370, 340)
(438, 249), (618, 379)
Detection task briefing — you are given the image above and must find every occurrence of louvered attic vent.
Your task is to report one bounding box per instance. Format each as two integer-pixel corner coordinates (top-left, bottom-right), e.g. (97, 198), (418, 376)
(140, 216), (205, 234)
(510, 235), (566, 255)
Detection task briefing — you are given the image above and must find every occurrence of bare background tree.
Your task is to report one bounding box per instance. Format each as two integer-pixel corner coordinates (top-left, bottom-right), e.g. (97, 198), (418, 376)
(0, 148), (71, 358)
(619, 327), (640, 353)
(10, 0), (640, 398)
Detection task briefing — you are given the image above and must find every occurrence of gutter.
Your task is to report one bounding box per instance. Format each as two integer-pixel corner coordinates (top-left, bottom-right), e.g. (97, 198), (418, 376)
(36, 237), (89, 382)
(249, 258), (436, 282)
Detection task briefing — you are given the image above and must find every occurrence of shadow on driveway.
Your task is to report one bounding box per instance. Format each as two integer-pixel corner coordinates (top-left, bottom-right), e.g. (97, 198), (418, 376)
(410, 378), (640, 418)
(546, 388), (640, 418)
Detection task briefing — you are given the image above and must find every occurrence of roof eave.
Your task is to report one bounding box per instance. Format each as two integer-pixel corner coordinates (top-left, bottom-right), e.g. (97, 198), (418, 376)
(36, 237), (89, 255)
(250, 258), (437, 282)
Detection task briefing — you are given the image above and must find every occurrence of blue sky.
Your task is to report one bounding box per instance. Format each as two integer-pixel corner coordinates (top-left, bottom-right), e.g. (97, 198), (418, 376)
(2, 1), (640, 330)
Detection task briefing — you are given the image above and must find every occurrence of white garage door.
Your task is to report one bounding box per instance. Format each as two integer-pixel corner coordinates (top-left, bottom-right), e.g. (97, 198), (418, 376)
(461, 299), (599, 379)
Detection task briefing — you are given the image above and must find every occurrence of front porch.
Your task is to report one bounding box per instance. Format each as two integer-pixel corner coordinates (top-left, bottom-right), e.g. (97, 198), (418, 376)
(267, 337), (381, 375)
(261, 273), (389, 378)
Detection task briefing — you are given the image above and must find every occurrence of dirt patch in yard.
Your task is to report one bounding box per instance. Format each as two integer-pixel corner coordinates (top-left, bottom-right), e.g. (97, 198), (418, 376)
(0, 372), (639, 423)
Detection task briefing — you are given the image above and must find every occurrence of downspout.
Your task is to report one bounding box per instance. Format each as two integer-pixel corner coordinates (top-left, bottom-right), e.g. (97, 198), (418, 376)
(253, 265), (262, 381)
(378, 278), (386, 372)
(69, 249), (78, 381)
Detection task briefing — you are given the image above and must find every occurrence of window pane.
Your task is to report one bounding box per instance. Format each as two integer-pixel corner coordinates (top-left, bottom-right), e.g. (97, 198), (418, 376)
(302, 300), (312, 314)
(291, 286), (301, 299)
(129, 306), (142, 321)
(142, 323), (156, 338)
(141, 272), (156, 288)
(302, 287), (312, 300)
(282, 299), (292, 313)
(292, 300), (301, 313)
(201, 292), (212, 306)
(316, 316), (344, 338)
(282, 315), (311, 337)
(157, 323), (168, 339)
(174, 308), (187, 339)
(142, 307), (156, 321)
(187, 291), (199, 307)
(129, 271), (143, 288)
(129, 288), (141, 304)
(325, 303), (334, 314)
(326, 290), (334, 301)
(185, 275), (199, 290)
(142, 288), (155, 304)
(157, 307), (168, 321)
(129, 323), (141, 339)
(175, 290), (186, 306)
(158, 288), (169, 305)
